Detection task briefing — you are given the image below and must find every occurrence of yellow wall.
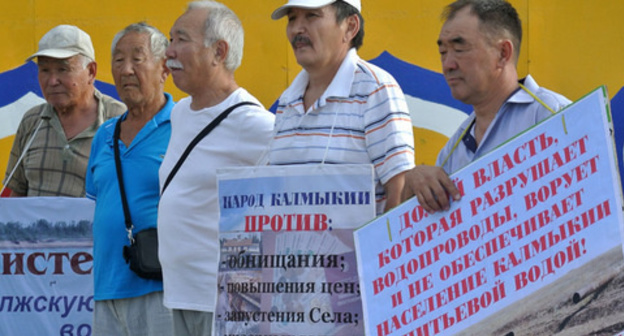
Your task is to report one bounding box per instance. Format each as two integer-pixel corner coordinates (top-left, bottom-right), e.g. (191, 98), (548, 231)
(2, 0), (624, 187)
(4, 1), (622, 105)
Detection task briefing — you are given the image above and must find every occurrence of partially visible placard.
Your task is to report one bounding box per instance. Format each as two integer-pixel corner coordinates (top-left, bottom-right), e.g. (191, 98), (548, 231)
(356, 87), (624, 335)
(216, 164), (376, 335)
(0, 197), (94, 335)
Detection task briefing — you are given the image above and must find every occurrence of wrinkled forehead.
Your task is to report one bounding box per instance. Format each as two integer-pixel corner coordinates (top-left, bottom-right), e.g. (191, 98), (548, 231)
(114, 32), (151, 53)
(171, 8), (208, 37)
(438, 9), (482, 45)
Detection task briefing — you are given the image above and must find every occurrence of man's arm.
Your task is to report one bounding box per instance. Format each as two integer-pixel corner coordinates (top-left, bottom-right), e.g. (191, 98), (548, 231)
(401, 165), (461, 213)
(383, 171), (406, 212)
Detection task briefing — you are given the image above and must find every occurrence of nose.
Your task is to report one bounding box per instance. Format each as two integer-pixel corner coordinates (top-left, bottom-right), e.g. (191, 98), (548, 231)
(165, 42), (175, 59)
(118, 60), (134, 76)
(441, 52), (458, 74)
(46, 72), (61, 86)
(287, 15), (305, 38)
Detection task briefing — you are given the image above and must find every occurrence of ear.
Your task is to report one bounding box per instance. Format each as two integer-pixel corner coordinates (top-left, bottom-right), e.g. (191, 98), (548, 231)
(86, 61), (97, 85)
(497, 39), (514, 67)
(213, 40), (229, 66)
(160, 58), (170, 83)
(343, 14), (360, 44)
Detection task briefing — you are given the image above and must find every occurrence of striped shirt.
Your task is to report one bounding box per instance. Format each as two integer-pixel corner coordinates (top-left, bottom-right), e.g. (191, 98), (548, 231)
(436, 75), (571, 174)
(269, 49), (415, 213)
(4, 89), (125, 197)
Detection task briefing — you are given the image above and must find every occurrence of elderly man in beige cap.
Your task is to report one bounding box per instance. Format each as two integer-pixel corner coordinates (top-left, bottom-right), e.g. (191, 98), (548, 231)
(269, 0), (415, 214)
(3, 24), (125, 197)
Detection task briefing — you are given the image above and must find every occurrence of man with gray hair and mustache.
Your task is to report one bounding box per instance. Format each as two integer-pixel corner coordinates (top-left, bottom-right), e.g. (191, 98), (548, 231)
(86, 22), (174, 335)
(157, 1), (274, 335)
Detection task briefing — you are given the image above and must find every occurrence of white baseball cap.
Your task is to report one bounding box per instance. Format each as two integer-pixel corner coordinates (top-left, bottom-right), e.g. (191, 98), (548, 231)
(26, 25), (95, 62)
(271, 0), (361, 20)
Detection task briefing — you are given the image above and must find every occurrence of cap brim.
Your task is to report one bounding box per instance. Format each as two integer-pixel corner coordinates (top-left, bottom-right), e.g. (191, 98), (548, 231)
(271, 7), (291, 20)
(271, 0), (336, 20)
(26, 49), (80, 62)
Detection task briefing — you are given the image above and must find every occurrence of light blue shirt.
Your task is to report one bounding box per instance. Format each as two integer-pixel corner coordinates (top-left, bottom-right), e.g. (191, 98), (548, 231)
(436, 75), (571, 174)
(86, 93), (174, 300)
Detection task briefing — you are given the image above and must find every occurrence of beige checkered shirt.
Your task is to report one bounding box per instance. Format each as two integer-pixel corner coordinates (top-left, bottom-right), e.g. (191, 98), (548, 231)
(4, 89), (125, 196)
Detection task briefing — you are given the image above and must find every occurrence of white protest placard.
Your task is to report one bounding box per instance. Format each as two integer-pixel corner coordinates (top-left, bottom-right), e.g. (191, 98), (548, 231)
(215, 164), (376, 335)
(355, 87), (624, 335)
(0, 197), (94, 335)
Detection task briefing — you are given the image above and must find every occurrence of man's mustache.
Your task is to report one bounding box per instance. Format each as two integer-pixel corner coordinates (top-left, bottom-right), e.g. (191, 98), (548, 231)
(166, 59), (184, 70)
(291, 35), (311, 48)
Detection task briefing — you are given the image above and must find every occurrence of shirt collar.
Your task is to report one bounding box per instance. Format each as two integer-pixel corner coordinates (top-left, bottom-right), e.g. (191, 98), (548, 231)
(459, 74), (541, 154)
(322, 48), (358, 101)
(508, 74), (539, 104)
(152, 92), (175, 126)
(104, 92), (174, 141)
(42, 89), (107, 141)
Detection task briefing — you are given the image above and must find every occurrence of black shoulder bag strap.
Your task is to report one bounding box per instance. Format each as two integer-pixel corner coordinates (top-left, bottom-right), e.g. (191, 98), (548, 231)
(113, 117), (135, 242)
(161, 101), (258, 195)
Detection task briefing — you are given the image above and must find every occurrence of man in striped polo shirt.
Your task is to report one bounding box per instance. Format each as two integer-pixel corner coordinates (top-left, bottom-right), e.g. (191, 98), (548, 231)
(269, 0), (415, 215)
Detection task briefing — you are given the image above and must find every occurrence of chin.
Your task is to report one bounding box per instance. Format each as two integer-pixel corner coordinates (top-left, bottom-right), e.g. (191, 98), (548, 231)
(171, 79), (188, 94)
(121, 96), (144, 107)
(449, 88), (469, 102)
(293, 52), (313, 66)
(295, 58), (315, 70)
(48, 99), (71, 110)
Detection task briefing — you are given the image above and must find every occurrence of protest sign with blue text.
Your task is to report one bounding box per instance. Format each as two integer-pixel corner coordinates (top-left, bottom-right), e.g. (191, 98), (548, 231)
(0, 197), (95, 335)
(216, 164), (376, 335)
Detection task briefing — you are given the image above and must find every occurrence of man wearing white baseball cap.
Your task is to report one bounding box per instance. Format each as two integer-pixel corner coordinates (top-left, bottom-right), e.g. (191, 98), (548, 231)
(4, 25), (125, 197)
(271, 0), (361, 19)
(269, 0), (415, 214)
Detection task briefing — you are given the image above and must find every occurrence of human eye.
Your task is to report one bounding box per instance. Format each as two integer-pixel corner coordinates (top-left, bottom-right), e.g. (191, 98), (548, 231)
(175, 33), (190, 43)
(169, 33), (185, 44)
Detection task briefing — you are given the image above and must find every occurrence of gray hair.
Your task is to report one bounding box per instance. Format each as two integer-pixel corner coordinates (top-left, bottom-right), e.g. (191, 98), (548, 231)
(111, 22), (169, 60)
(187, 0), (244, 71)
(78, 54), (94, 69)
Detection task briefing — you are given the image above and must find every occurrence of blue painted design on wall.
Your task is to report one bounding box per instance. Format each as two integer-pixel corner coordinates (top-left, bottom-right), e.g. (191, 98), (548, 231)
(369, 51), (472, 113)
(2, 55), (622, 195)
(268, 51), (472, 115)
(0, 62), (119, 108)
